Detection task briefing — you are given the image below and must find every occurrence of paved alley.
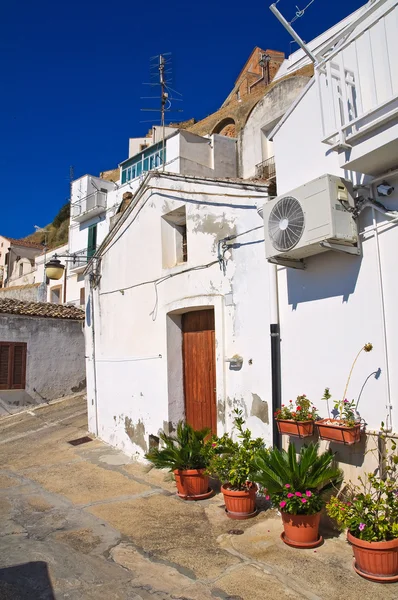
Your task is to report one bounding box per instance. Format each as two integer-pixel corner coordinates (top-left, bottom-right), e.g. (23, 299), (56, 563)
(0, 394), (396, 600)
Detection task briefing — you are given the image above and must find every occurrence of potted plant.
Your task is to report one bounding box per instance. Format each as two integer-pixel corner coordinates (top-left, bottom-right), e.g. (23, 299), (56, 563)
(254, 442), (342, 548)
(326, 434), (398, 582)
(316, 343), (373, 444)
(145, 421), (213, 500)
(207, 409), (266, 519)
(275, 394), (318, 438)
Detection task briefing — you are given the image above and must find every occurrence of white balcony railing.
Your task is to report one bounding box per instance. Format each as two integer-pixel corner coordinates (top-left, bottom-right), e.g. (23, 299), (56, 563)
(71, 191), (107, 222)
(316, 0), (398, 150)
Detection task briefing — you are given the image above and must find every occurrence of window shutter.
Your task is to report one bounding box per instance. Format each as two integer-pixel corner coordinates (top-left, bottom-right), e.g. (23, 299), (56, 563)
(87, 225), (97, 258)
(12, 344), (26, 389)
(0, 345), (10, 389)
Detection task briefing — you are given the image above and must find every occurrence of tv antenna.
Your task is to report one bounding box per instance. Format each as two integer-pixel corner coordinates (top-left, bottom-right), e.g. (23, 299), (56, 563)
(141, 53), (183, 172)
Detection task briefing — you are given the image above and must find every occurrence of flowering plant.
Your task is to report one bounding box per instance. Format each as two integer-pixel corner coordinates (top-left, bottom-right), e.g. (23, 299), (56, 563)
(326, 433), (398, 542)
(254, 442), (342, 514)
(206, 409), (266, 491)
(275, 485), (323, 515)
(274, 394), (318, 422)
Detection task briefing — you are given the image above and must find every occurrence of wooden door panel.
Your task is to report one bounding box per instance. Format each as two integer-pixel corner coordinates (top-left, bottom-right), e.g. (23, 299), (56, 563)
(182, 310), (217, 434)
(0, 345), (10, 390)
(0, 342), (27, 390)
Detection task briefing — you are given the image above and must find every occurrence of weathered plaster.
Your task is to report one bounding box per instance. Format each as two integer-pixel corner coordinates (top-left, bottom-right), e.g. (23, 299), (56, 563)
(250, 393), (269, 424)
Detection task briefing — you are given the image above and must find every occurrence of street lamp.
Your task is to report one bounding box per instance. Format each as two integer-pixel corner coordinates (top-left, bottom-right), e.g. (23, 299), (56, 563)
(45, 253), (95, 281)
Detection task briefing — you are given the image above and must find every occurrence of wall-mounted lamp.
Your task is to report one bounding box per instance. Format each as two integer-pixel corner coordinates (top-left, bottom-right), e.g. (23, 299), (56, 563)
(225, 355), (244, 370)
(45, 253), (96, 281)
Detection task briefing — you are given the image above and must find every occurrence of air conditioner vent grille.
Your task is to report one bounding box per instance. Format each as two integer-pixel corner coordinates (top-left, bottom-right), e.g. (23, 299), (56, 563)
(268, 196), (305, 252)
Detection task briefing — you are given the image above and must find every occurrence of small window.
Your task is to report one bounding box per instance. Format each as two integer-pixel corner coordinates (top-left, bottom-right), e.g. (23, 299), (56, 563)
(87, 224), (97, 259)
(161, 206), (188, 268)
(0, 342), (27, 390)
(50, 286), (62, 304)
(19, 263), (23, 277)
(80, 287), (85, 306)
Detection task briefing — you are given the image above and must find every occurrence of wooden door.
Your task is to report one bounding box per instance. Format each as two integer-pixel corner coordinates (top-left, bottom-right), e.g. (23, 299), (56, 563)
(0, 342), (27, 390)
(182, 310), (217, 434)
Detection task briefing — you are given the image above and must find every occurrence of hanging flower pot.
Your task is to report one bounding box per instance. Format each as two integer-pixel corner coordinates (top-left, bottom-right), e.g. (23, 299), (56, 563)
(281, 511), (322, 548)
(315, 419), (361, 445)
(174, 469), (213, 500)
(275, 395), (318, 438)
(221, 483), (258, 519)
(347, 531), (398, 582)
(276, 419), (314, 438)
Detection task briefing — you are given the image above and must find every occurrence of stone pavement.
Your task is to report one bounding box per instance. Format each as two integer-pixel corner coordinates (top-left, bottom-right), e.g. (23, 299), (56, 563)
(0, 394), (396, 599)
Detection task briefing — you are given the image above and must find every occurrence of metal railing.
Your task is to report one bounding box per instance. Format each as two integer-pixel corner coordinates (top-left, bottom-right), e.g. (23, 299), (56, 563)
(71, 191), (107, 220)
(68, 248), (95, 271)
(255, 156), (276, 180)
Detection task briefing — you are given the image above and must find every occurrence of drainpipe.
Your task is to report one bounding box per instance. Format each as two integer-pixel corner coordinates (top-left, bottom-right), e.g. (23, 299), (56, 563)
(258, 206), (282, 449)
(89, 276), (99, 437)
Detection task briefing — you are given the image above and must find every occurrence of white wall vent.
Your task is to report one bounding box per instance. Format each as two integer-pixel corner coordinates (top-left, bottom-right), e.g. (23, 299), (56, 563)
(263, 174), (359, 264)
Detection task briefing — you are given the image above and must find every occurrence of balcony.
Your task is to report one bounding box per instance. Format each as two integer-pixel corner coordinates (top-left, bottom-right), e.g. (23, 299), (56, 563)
(255, 156), (276, 181)
(71, 191), (107, 222)
(68, 248), (94, 274)
(316, 1), (398, 175)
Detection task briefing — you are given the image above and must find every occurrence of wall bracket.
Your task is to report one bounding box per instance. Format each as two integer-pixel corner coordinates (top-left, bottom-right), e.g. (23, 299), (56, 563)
(268, 257), (306, 270)
(319, 241), (361, 255)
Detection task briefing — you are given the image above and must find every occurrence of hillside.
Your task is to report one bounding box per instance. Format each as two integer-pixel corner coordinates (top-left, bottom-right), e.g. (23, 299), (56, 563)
(23, 202), (70, 249)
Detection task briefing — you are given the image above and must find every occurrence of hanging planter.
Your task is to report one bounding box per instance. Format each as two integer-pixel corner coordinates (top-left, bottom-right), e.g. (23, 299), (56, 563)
(315, 419), (361, 445)
(275, 395), (318, 438)
(277, 419), (314, 438)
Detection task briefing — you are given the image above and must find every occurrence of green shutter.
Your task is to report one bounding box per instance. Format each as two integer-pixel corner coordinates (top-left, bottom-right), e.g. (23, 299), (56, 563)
(87, 225), (97, 258)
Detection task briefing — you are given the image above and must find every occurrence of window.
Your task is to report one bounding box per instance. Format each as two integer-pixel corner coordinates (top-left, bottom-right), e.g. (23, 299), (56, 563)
(87, 224), (97, 258)
(0, 342), (27, 390)
(50, 286), (62, 304)
(19, 263), (23, 277)
(80, 287), (85, 306)
(161, 206), (188, 268)
(121, 141), (166, 184)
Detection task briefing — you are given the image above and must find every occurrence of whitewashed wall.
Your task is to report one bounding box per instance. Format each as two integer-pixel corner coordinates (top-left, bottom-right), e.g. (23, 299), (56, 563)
(85, 174), (272, 458)
(272, 58), (398, 438)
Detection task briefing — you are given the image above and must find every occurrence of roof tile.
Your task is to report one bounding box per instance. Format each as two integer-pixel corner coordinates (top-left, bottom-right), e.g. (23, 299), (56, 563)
(0, 298), (85, 320)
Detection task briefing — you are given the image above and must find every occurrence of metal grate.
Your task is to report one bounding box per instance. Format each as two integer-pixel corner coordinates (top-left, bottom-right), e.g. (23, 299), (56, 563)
(255, 156), (276, 181)
(68, 436), (93, 446)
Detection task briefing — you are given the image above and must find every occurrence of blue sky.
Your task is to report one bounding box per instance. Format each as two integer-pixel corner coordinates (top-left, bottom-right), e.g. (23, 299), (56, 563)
(1, 0), (364, 238)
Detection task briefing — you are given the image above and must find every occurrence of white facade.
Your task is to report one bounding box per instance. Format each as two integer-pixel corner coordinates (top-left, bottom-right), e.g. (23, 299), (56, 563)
(85, 173), (271, 457)
(267, 0), (398, 471)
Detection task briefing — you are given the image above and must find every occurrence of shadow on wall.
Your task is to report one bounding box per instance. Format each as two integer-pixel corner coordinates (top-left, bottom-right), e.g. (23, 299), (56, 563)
(287, 251), (362, 310)
(0, 561), (55, 599)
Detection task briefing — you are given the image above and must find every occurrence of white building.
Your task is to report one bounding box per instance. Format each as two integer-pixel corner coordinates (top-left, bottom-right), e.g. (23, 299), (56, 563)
(67, 130), (237, 306)
(262, 0), (398, 471)
(84, 173), (271, 455)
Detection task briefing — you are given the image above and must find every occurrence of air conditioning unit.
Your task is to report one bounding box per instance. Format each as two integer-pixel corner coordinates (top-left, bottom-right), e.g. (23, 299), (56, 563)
(263, 174), (359, 263)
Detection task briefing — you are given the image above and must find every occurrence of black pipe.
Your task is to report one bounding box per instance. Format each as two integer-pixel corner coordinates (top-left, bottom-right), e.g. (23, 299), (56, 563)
(270, 323), (282, 450)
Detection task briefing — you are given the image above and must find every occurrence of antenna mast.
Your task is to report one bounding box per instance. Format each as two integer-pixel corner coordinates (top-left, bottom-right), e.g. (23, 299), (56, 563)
(141, 53), (183, 173)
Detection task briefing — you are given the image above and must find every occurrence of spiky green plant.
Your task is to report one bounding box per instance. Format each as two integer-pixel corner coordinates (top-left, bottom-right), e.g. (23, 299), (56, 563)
(254, 442), (342, 497)
(145, 421), (211, 472)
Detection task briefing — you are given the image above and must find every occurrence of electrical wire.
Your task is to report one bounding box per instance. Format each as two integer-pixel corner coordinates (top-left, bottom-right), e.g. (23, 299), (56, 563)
(290, 0), (316, 24)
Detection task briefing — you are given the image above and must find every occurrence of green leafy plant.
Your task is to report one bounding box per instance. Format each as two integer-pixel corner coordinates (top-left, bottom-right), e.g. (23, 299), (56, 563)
(274, 394), (318, 422)
(145, 421), (211, 472)
(206, 409), (266, 491)
(322, 389), (358, 427)
(327, 433), (398, 542)
(254, 442), (342, 515)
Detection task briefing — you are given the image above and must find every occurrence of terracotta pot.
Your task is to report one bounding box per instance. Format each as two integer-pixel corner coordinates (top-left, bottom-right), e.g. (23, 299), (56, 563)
(276, 419), (314, 438)
(173, 469), (210, 499)
(315, 419), (361, 445)
(281, 511), (321, 548)
(221, 483), (257, 519)
(347, 531), (398, 582)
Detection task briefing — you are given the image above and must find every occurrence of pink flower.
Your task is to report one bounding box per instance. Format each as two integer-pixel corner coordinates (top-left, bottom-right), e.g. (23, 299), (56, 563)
(211, 443), (217, 447)
(287, 493), (294, 498)
(279, 501), (286, 508)
(301, 498), (307, 503)
(282, 404), (285, 407)
(359, 523), (365, 531)
(285, 484), (291, 488)
(265, 495), (270, 501)
(305, 490), (312, 497)
(295, 492), (302, 497)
